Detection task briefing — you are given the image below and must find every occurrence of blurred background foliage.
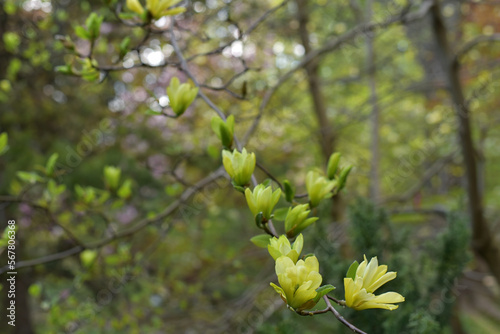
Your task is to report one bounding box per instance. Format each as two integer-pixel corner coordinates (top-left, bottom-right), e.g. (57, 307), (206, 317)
(0, 0), (500, 333)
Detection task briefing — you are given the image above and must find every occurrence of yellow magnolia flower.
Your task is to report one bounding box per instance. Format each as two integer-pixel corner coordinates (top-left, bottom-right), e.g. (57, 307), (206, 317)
(268, 234), (303, 263)
(270, 256), (322, 311)
(305, 170), (336, 207)
(344, 255), (405, 311)
(146, 0), (186, 19)
(126, 0), (145, 15)
(284, 204), (318, 237)
(166, 77), (198, 116)
(222, 148), (255, 187)
(245, 184), (281, 220)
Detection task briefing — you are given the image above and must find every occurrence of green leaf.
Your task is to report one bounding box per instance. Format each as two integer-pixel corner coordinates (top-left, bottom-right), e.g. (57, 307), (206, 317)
(74, 26), (90, 40)
(314, 284), (336, 303)
(86, 13), (103, 40)
(55, 65), (73, 75)
(219, 122), (232, 149)
(47, 180), (65, 198)
(117, 179), (132, 199)
(81, 69), (100, 82)
(346, 260), (359, 280)
(250, 234), (272, 248)
(283, 180), (294, 202)
(255, 212), (264, 228)
(85, 13), (95, 30)
(17, 171), (44, 184)
(119, 36), (131, 58)
(231, 180), (245, 193)
(74, 185), (85, 198)
(327, 152), (341, 180)
(111, 199), (124, 209)
(273, 207), (289, 221)
(45, 153), (59, 176)
(145, 109), (163, 115)
(226, 115), (235, 133)
(118, 12), (137, 20)
(211, 117), (222, 139)
(83, 187), (96, 204)
(338, 165), (353, 191)
(96, 191), (110, 205)
(0, 132), (8, 156)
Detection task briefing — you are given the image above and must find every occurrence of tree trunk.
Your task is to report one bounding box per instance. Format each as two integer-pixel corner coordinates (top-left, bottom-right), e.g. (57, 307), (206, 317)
(296, 0), (334, 160)
(430, 1), (500, 284)
(295, 0), (342, 222)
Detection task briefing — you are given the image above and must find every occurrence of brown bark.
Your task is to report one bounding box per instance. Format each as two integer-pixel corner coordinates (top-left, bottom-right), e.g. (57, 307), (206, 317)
(430, 1), (500, 283)
(296, 0), (334, 160)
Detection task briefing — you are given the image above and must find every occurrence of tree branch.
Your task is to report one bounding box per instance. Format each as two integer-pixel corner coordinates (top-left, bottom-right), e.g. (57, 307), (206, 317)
(299, 296), (367, 334)
(454, 34), (500, 64)
(0, 167), (226, 274)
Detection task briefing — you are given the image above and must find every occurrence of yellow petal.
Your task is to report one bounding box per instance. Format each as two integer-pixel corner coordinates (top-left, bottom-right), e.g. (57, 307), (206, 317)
(126, 0), (144, 14)
(275, 256), (294, 276)
(307, 271), (322, 290)
(293, 234), (304, 255)
(222, 151), (234, 177)
(372, 291), (405, 304)
(366, 271), (397, 293)
(304, 255), (319, 273)
(162, 7), (186, 16)
(344, 277), (356, 307)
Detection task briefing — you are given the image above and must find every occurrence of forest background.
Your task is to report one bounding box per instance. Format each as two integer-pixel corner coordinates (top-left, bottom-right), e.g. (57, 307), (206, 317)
(0, 0), (500, 333)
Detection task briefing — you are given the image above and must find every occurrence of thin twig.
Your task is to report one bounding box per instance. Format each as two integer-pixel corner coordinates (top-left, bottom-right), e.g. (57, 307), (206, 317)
(298, 296), (366, 333)
(327, 295), (347, 306)
(454, 34), (500, 64)
(323, 296), (367, 334)
(169, 21), (244, 152)
(0, 196), (85, 248)
(185, 1), (289, 62)
(255, 162), (283, 190)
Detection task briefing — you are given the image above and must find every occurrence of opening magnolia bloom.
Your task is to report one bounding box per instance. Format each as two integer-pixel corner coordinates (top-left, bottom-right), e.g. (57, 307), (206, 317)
(146, 0), (185, 18)
(284, 204), (318, 237)
(222, 148), (256, 187)
(305, 170), (336, 208)
(126, 0), (145, 15)
(268, 234), (303, 263)
(344, 255), (405, 310)
(270, 256), (322, 311)
(126, 0), (186, 18)
(245, 184), (280, 220)
(166, 77), (198, 116)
